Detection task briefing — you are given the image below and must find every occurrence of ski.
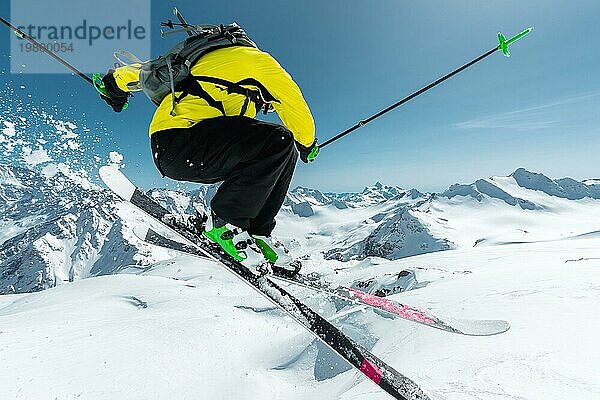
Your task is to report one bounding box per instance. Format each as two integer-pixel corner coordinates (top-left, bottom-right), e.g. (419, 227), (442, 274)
(133, 224), (510, 336)
(100, 166), (430, 400)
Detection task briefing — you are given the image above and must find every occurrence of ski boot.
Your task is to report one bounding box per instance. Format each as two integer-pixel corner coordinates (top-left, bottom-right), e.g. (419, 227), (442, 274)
(252, 235), (302, 278)
(203, 213), (269, 275)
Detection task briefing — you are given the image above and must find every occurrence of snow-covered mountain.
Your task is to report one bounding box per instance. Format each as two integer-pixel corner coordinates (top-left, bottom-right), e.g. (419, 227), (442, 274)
(0, 165), (170, 294)
(284, 182), (424, 216)
(280, 167), (600, 262)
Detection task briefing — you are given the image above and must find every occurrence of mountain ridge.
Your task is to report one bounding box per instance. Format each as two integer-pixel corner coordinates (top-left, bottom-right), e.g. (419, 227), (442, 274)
(2, 164), (600, 294)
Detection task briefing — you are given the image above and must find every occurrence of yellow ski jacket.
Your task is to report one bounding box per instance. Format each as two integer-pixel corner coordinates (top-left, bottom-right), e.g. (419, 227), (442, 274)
(113, 46), (315, 146)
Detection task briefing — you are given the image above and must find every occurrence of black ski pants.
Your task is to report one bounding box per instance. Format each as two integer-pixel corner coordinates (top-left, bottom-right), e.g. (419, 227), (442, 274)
(150, 116), (298, 236)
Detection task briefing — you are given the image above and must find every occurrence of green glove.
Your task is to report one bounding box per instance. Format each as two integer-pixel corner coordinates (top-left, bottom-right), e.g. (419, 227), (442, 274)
(99, 70), (130, 113)
(295, 139), (319, 163)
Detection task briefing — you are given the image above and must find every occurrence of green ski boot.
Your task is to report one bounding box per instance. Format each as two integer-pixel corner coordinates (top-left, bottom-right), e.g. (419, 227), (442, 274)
(203, 213), (266, 273)
(253, 235), (301, 278)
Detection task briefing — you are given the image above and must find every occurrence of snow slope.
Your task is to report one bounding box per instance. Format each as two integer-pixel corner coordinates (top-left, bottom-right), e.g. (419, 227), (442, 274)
(0, 261), (340, 400)
(1, 233), (598, 400)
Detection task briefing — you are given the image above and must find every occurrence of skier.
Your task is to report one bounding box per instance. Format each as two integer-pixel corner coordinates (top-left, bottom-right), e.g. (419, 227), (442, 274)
(99, 30), (317, 274)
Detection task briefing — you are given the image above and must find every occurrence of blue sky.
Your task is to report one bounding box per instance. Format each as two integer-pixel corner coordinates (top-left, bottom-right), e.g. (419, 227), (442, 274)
(1, 1), (599, 193)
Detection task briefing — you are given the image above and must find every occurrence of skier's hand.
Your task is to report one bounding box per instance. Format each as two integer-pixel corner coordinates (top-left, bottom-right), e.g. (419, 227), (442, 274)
(295, 139), (319, 163)
(100, 71), (130, 113)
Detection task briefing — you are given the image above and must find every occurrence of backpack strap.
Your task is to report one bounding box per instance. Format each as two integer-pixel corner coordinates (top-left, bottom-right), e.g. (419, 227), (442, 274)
(237, 77), (280, 114)
(193, 76), (280, 115)
(165, 55), (178, 116)
(176, 75), (226, 115)
(173, 74), (280, 116)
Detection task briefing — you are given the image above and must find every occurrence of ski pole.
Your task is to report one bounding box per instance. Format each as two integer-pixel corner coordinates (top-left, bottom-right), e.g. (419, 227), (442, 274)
(319, 27), (533, 149)
(0, 16), (126, 108)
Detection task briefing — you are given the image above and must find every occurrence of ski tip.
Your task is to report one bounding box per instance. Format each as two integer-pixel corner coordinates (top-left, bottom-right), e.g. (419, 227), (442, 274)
(132, 225), (150, 241)
(449, 318), (511, 336)
(99, 166), (136, 201)
(492, 320), (511, 335)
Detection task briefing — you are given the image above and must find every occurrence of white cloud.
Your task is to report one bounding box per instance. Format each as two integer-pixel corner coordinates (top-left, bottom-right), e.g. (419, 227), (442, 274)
(455, 92), (600, 131)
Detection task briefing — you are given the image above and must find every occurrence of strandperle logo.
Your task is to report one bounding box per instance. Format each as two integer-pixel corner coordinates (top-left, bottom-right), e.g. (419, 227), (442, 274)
(10, 0), (150, 74)
(15, 20), (147, 46)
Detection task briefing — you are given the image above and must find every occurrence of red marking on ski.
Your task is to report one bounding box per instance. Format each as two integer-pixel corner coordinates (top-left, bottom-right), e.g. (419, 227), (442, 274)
(360, 359), (383, 384)
(347, 288), (435, 324)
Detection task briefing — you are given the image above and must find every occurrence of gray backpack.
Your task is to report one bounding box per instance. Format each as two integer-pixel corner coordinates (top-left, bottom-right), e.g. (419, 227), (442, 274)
(119, 23), (278, 116)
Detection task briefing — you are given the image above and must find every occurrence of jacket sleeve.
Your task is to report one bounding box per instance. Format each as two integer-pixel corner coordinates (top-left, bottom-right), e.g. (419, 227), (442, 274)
(252, 52), (316, 146)
(112, 65), (143, 93)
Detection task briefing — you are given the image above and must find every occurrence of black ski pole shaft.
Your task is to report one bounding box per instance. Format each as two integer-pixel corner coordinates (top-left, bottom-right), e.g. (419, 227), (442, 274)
(319, 27), (533, 149)
(0, 16), (93, 85)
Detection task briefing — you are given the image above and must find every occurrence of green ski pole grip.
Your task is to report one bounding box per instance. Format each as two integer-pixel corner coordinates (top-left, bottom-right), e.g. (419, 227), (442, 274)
(498, 27), (533, 57)
(307, 145), (320, 162)
(92, 73), (108, 96)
